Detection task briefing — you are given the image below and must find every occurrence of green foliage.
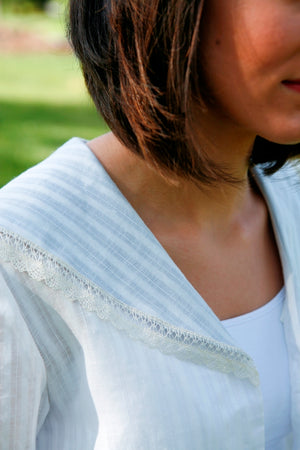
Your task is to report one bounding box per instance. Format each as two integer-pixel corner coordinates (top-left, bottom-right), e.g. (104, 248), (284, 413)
(0, 100), (108, 186)
(0, 50), (109, 187)
(2, 0), (51, 13)
(0, 53), (87, 104)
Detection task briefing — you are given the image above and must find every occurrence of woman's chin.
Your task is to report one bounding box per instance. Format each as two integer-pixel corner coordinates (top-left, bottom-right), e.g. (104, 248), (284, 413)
(259, 130), (300, 146)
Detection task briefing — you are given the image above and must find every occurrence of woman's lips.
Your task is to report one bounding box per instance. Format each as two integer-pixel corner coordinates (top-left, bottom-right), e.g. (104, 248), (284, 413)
(282, 80), (300, 93)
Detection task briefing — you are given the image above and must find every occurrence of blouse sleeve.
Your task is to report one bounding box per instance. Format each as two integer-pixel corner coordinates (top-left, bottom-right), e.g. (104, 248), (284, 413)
(0, 265), (48, 450)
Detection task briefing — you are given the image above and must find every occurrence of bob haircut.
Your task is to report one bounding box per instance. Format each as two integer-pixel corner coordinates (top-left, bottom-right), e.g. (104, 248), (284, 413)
(68, 0), (300, 184)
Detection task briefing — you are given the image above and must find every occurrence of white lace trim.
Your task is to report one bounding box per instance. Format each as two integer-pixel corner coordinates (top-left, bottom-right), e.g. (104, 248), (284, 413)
(0, 228), (259, 386)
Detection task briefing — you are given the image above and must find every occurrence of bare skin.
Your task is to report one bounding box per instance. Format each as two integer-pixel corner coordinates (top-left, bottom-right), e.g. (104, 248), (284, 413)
(87, 0), (300, 320)
(88, 132), (283, 320)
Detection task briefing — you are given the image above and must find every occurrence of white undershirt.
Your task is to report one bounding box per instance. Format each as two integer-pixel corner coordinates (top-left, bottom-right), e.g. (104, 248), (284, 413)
(222, 288), (292, 449)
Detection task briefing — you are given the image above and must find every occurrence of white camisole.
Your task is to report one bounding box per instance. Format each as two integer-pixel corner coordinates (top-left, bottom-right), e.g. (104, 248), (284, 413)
(222, 288), (292, 449)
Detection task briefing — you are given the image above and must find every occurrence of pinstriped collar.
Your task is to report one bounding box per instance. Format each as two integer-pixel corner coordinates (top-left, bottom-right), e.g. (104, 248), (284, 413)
(0, 138), (298, 382)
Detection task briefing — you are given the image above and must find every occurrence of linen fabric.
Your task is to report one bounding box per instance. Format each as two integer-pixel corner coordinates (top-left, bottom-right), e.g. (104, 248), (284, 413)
(0, 138), (299, 449)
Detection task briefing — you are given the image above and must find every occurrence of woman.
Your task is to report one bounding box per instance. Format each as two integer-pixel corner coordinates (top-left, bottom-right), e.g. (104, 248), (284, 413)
(1, 0), (300, 448)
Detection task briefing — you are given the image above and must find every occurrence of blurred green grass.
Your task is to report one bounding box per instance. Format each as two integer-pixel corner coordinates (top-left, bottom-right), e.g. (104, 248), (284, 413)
(0, 13), (109, 186)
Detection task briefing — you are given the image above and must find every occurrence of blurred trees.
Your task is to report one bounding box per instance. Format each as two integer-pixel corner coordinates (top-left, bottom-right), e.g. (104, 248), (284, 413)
(32, 0), (49, 9)
(1, 0), (51, 12)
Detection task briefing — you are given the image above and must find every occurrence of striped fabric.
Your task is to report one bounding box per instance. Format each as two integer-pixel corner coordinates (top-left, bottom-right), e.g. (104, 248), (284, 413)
(0, 138), (299, 449)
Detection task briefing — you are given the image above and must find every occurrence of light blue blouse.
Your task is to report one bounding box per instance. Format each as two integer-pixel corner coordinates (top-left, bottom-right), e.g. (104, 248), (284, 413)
(0, 138), (299, 449)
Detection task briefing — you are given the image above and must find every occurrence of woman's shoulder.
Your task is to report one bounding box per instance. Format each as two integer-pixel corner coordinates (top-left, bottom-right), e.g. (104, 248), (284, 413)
(254, 161), (300, 215)
(0, 136), (119, 242)
(255, 161), (300, 271)
(1, 136), (106, 199)
(0, 136), (155, 302)
(0, 136), (135, 272)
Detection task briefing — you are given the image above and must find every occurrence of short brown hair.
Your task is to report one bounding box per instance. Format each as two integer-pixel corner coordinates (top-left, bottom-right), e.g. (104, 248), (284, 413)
(68, 0), (300, 184)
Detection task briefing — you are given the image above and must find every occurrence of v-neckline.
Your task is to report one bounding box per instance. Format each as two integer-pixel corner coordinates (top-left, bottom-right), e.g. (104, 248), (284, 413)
(79, 138), (290, 336)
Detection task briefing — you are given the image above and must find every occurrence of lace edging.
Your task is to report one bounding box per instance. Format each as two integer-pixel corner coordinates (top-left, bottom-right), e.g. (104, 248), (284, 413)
(0, 228), (259, 386)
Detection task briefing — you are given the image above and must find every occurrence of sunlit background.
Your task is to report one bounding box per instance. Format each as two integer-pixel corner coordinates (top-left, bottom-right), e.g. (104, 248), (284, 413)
(0, 0), (108, 186)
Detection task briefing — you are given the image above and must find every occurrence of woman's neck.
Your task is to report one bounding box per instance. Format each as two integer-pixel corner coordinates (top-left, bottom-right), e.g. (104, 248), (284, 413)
(88, 131), (259, 238)
(89, 132), (284, 320)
